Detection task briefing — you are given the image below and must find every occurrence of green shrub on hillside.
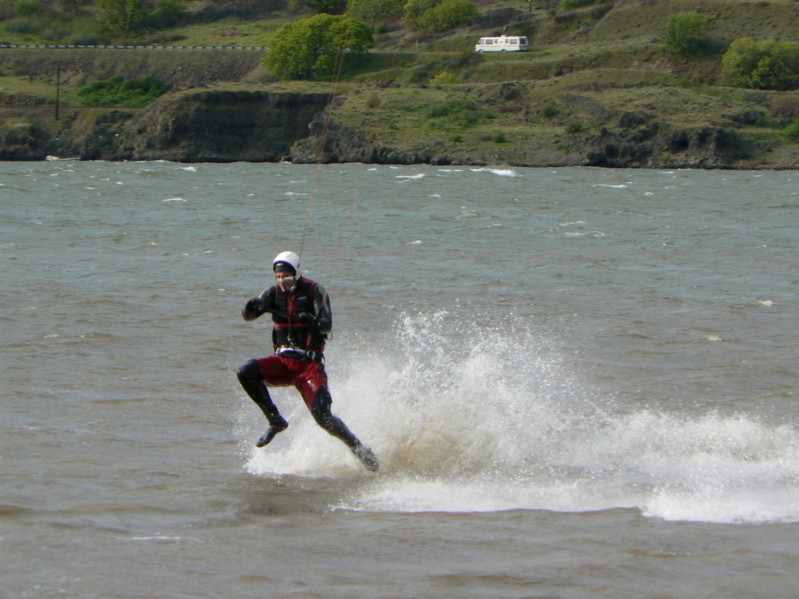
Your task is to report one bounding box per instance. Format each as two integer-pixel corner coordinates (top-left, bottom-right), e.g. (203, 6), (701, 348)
(430, 70), (460, 84)
(561, 0), (595, 10)
(722, 37), (799, 91)
(786, 117), (799, 141)
(306, 0), (348, 14)
(663, 11), (710, 57)
(403, 0), (478, 32)
(350, 0), (405, 20)
(143, 0), (188, 29)
(5, 17), (38, 34)
(427, 97), (494, 128)
(263, 14), (374, 80)
(77, 75), (165, 107)
(416, 0), (478, 33)
(97, 0), (146, 36)
(403, 0), (440, 28)
(14, 0), (40, 16)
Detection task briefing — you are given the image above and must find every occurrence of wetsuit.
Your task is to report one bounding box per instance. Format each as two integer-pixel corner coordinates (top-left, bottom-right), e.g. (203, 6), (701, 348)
(237, 277), (378, 470)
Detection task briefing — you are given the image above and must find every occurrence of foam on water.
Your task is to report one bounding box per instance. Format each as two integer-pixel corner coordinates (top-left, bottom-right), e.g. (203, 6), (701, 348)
(242, 311), (799, 524)
(469, 167), (519, 177)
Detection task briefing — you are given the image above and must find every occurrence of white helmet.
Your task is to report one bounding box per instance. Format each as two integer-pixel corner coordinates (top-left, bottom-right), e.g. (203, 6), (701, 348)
(273, 251), (300, 275)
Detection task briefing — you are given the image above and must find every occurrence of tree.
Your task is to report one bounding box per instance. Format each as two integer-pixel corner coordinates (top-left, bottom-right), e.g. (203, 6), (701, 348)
(263, 14), (374, 80)
(663, 11), (710, 57)
(97, 0), (146, 36)
(722, 37), (799, 90)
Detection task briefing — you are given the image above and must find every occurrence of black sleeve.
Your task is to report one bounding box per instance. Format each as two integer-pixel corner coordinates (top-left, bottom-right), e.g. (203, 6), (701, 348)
(242, 287), (275, 321)
(313, 284), (332, 334)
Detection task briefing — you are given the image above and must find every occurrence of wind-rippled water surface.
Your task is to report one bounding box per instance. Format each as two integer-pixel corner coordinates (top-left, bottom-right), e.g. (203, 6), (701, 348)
(1, 161), (798, 598)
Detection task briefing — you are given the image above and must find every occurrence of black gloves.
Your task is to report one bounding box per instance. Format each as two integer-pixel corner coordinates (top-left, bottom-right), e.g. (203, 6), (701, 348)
(242, 297), (265, 321)
(242, 300), (321, 328)
(246, 297), (265, 311)
(298, 312), (318, 326)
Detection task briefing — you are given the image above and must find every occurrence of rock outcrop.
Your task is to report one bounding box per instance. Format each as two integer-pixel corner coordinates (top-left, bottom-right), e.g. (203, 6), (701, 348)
(290, 111), (453, 165)
(583, 122), (757, 168)
(1, 88), (796, 168)
(80, 90), (330, 161)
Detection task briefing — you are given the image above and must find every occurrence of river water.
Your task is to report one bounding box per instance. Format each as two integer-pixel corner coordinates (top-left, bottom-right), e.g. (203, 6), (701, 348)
(1, 161), (798, 598)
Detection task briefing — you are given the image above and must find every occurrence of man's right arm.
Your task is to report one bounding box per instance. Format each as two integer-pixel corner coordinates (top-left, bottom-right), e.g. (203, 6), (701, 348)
(242, 290), (271, 321)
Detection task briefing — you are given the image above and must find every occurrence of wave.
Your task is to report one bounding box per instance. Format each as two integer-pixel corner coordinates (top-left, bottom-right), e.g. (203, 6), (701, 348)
(242, 311), (799, 524)
(469, 168), (519, 177)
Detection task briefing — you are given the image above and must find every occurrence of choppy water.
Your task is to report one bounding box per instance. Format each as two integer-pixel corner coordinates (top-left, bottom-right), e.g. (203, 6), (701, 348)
(1, 161), (798, 598)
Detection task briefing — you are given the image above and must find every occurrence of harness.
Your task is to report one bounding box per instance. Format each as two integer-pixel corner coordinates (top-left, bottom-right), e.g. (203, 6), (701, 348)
(269, 277), (326, 357)
(276, 346), (323, 362)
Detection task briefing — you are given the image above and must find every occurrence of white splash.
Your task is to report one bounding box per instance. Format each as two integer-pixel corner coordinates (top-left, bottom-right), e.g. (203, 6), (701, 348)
(242, 311), (799, 524)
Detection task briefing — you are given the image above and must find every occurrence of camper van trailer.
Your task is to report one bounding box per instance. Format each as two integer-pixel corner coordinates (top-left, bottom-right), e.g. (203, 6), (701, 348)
(474, 35), (529, 53)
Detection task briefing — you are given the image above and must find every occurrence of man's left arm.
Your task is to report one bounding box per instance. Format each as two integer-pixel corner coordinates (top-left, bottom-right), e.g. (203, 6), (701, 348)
(312, 284), (332, 334)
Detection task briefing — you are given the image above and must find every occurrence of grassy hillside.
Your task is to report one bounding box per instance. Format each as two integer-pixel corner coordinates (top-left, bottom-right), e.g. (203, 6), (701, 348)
(1, 0), (799, 166)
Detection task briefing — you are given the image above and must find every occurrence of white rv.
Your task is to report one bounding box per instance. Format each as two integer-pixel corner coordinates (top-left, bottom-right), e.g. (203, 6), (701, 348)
(474, 35), (529, 53)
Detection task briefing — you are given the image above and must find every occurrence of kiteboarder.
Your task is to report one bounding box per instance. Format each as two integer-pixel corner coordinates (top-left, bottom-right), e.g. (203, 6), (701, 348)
(237, 251), (379, 472)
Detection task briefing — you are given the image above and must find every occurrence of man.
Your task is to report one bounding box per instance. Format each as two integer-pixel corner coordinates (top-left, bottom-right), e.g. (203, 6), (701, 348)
(237, 251), (379, 472)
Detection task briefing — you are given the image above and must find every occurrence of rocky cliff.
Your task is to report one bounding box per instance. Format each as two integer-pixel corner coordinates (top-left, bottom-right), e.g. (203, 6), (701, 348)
(1, 90), (330, 161)
(2, 85), (798, 168)
(90, 90), (330, 161)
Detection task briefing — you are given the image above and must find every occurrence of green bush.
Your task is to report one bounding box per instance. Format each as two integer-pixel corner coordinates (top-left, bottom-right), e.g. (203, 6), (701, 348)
(565, 121), (584, 134)
(416, 0), (477, 33)
(350, 0), (405, 20)
(14, 0), (39, 16)
(427, 97), (494, 128)
(403, 0), (442, 28)
(5, 18), (39, 34)
(784, 116), (799, 141)
(97, 0), (146, 36)
(77, 75), (166, 107)
(430, 70), (460, 84)
(143, 0), (188, 30)
(305, 0), (348, 14)
(541, 104), (559, 119)
(663, 11), (710, 57)
(561, 0), (595, 9)
(263, 14), (374, 80)
(722, 37), (799, 91)
(62, 18), (107, 44)
(403, 0), (437, 27)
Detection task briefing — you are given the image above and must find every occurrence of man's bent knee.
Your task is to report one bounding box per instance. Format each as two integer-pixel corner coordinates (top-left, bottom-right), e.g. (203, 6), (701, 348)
(237, 359), (261, 385)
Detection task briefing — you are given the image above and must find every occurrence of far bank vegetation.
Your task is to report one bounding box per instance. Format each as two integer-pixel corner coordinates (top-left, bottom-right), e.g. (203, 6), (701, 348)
(2, 0), (799, 157)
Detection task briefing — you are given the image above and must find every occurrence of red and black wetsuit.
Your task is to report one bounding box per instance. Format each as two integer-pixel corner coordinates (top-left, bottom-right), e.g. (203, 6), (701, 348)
(236, 273), (379, 470)
(242, 276), (331, 409)
(258, 276), (330, 357)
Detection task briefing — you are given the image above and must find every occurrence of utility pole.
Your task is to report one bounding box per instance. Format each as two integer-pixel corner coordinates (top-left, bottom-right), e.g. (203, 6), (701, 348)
(54, 64), (61, 121)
